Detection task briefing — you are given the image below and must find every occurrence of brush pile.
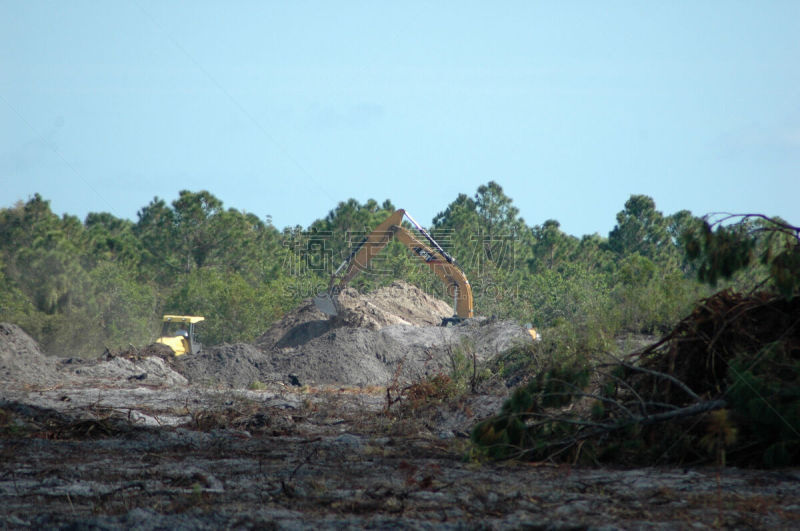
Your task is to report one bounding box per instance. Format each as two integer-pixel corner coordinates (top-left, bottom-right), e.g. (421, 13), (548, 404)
(473, 290), (800, 467)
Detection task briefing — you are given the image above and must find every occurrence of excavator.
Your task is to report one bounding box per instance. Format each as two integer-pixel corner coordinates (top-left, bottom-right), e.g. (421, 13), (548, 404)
(313, 208), (540, 340)
(313, 208), (473, 325)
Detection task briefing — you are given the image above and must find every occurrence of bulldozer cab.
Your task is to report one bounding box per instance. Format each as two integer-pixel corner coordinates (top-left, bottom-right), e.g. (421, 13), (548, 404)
(155, 315), (204, 356)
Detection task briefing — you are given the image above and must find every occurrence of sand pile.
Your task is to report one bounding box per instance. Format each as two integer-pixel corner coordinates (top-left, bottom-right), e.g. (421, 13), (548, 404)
(258, 317), (531, 387)
(175, 343), (273, 389)
(0, 323), (187, 389)
(182, 281), (532, 388)
(0, 323), (59, 386)
(255, 281), (454, 349)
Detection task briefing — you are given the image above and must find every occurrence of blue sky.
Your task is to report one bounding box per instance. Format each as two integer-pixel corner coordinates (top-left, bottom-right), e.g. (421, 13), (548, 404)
(2, 1), (798, 237)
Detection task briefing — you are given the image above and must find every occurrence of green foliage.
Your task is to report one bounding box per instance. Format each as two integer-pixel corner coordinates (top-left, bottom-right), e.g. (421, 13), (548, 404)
(248, 380), (268, 391)
(528, 219), (579, 273)
(726, 344), (800, 467)
(84, 212), (143, 270)
(684, 220), (756, 286)
(684, 214), (800, 299)
(608, 195), (674, 262)
(0, 195), (61, 253)
(609, 254), (700, 334)
(471, 362), (590, 459)
(134, 190), (283, 282)
(763, 233), (800, 300)
(0, 256), (37, 330)
(521, 263), (616, 354)
(0, 192), (294, 356)
(88, 262), (158, 349)
(166, 268), (277, 345)
(433, 181), (532, 275)
(444, 338), (497, 394)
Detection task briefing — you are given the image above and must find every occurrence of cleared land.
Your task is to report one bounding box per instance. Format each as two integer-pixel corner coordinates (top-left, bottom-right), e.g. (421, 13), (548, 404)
(1, 283), (798, 528)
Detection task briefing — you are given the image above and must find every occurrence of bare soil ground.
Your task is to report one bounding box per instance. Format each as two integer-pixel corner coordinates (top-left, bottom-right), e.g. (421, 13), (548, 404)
(3, 383), (799, 529)
(2, 284), (799, 529)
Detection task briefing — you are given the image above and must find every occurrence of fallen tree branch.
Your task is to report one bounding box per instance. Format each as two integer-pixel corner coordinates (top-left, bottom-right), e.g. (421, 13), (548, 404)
(521, 399), (727, 462)
(604, 361), (702, 402)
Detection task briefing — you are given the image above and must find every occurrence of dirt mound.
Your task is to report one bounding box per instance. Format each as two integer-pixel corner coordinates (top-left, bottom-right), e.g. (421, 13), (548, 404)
(58, 355), (188, 387)
(194, 282), (533, 388)
(135, 343), (176, 358)
(334, 281), (455, 329)
(265, 318), (531, 387)
(0, 322), (188, 389)
(255, 281), (453, 349)
(0, 323), (59, 386)
(0, 323), (43, 359)
(175, 343), (278, 389)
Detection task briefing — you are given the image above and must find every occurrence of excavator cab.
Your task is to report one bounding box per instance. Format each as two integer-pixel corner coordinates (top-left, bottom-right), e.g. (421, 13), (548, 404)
(155, 315), (205, 356)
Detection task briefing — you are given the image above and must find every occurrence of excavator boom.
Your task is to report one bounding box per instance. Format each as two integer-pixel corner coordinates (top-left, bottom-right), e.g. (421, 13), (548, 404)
(314, 209), (474, 320)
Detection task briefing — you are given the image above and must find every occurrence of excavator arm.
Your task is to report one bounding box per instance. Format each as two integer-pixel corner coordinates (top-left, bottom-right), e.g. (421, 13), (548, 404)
(331, 208), (405, 288)
(314, 209), (474, 320)
(391, 225), (474, 319)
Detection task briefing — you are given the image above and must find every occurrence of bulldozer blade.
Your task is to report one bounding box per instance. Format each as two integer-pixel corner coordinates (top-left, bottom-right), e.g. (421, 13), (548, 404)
(313, 292), (338, 316)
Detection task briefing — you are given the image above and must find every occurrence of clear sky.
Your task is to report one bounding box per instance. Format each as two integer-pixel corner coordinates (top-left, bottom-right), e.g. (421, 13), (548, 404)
(2, 1), (798, 237)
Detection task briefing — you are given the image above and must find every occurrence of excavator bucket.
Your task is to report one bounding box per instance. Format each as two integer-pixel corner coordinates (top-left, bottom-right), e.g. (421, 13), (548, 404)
(313, 292), (338, 316)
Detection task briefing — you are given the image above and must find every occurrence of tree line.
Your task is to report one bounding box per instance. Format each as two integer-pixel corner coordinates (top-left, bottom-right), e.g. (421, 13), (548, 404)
(0, 183), (789, 357)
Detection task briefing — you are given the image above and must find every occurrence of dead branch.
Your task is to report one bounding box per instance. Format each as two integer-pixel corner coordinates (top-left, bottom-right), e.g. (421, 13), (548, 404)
(595, 368), (648, 413)
(494, 399), (729, 463)
(705, 212), (800, 239)
(605, 361), (701, 401)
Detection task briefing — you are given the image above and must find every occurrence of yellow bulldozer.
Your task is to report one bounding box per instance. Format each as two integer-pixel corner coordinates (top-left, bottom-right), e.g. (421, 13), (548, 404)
(155, 315), (205, 356)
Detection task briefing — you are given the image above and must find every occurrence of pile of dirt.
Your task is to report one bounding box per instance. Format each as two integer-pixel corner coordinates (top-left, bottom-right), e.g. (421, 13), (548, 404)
(262, 318), (531, 387)
(58, 355), (188, 387)
(0, 323), (59, 386)
(183, 281), (533, 388)
(255, 281), (453, 349)
(174, 343), (279, 389)
(0, 323), (188, 389)
(334, 281), (455, 329)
